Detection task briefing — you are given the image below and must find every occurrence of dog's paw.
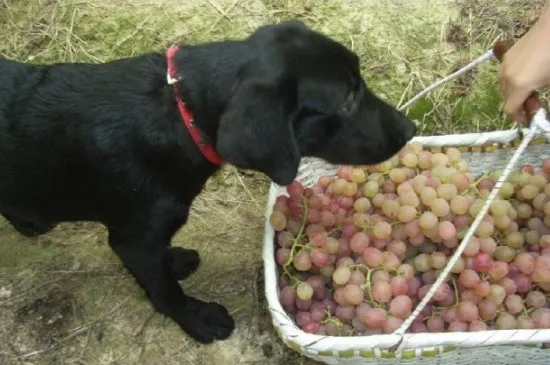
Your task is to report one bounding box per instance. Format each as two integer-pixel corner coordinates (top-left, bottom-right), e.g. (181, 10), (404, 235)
(164, 247), (201, 280)
(179, 299), (235, 344)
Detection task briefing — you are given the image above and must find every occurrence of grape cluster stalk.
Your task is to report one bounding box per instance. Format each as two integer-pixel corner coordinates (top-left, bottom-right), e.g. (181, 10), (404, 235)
(270, 142), (550, 337)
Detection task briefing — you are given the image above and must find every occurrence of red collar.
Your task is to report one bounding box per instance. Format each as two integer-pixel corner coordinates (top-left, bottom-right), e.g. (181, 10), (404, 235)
(166, 45), (224, 166)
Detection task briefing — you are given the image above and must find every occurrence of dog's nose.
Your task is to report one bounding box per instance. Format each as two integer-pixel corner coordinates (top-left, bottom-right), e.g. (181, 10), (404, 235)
(405, 121), (417, 141)
(399, 118), (417, 143)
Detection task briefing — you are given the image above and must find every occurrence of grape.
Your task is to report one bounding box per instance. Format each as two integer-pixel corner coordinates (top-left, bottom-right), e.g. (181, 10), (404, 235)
(382, 199), (400, 218)
(494, 246), (516, 263)
(294, 251), (312, 271)
(526, 291), (547, 309)
(414, 253), (432, 272)
(270, 211), (287, 231)
(276, 248), (291, 265)
(397, 205), (417, 223)
(274, 145), (550, 338)
(431, 152), (449, 166)
(335, 305), (355, 322)
(448, 321), (468, 332)
(474, 280), (491, 297)
(287, 181), (304, 198)
(478, 300), (497, 321)
(400, 191), (420, 207)
(354, 197), (371, 213)
(311, 248), (330, 267)
(296, 298), (312, 311)
(494, 214), (512, 230)
(458, 269), (481, 288)
(363, 181), (379, 198)
(389, 295), (413, 319)
(532, 308), (550, 328)
(514, 252), (535, 275)
(458, 301), (479, 322)
(296, 282), (314, 301)
(431, 198), (450, 217)
(473, 252), (492, 273)
(419, 212), (438, 230)
(420, 187), (437, 206)
(427, 315), (445, 332)
(450, 195), (469, 215)
(469, 320), (488, 332)
(390, 276), (409, 296)
(383, 316), (404, 334)
(504, 294), (524, 314)
(350, 232), (369, 254)
(474, 221), (494, 238)
(372, 270), (391, 283)
(429, 251), (448, 270)
(303, 322), (321, 334)
(402, 153), (418, 168)
(279, 286), (297, 307)
(387, 240), (406, 259)
(437, 183), (458, 200)
(500, 277), (518, 296)
(373, 221), (392, 239)
(518, 315), (536, 329)
(389, 168), (407, 184)
(362, 307), (387, 328)
(497, 313), (518, 329)
(505, 231), (524, 249)
(533, 256), (550, 284)
(372, 281), (392, 303)
(333, 266), (351, 285)
(350, 168), (366, 184)
(488, 261), (509, 281)
(521, 184), (539, 200)
(343, 284), (364, 305)
(349, 270), (366, 285)
(511, 273), (532, 294)
(438, 221), (456, 240)
(487, 284), (506, 305)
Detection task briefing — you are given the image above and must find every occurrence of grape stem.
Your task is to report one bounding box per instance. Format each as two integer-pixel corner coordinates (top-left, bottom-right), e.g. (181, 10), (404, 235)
(282, 196), (309, 284)
(451, 277), (460, 306)
(360, 267), (376, 305)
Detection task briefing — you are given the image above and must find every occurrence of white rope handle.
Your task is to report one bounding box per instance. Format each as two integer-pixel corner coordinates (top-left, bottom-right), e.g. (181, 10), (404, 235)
(388, 48), (550, 352)
(397, 50), (495, 111)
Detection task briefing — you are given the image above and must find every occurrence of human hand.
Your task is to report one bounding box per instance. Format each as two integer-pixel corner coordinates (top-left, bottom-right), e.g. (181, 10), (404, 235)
(498, 6), (550, 123)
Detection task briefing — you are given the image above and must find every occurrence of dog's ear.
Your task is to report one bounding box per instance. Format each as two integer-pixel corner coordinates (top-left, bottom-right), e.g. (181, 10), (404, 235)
(216, 77), (301, 186)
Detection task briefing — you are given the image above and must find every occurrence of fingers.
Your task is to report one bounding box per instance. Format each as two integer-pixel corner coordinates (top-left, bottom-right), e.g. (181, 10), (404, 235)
(498, 63), (531, 124)
(503, 89), (530, 124)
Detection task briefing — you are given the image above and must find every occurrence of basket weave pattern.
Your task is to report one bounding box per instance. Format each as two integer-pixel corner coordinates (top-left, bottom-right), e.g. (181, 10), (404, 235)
(262, 130), (550, 365)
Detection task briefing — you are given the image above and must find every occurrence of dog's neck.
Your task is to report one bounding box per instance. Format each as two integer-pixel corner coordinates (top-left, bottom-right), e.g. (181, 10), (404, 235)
(170, 42), (252, 149)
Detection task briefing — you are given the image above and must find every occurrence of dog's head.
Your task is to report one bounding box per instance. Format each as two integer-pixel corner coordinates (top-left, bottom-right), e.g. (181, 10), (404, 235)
(216, 20), (417, 186)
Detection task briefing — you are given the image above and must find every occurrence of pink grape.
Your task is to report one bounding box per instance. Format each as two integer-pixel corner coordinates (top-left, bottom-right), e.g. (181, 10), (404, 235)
(274, 148), (550, 338)
(362, 308), (387, 329)
(372, 281), (392, 303)
(389, 295), (413, 319)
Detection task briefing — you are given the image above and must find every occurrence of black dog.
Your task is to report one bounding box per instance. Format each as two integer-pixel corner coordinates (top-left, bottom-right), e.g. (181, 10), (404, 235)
(0, 20), (416, 343)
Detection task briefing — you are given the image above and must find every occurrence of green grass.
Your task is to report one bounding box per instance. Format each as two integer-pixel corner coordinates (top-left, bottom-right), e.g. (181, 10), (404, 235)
(2, 0), (544, 134)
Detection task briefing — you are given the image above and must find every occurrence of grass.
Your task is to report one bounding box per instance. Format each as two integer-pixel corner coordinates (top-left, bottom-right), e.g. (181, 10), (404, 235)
(0, 0), (546, 364)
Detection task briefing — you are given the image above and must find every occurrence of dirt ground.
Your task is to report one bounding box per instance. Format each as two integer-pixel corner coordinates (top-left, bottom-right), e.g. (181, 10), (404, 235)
(0, 0), (545, 364)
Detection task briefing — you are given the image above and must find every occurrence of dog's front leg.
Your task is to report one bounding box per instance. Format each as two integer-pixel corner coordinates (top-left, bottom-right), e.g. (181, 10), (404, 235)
(107, 214), (235, 344)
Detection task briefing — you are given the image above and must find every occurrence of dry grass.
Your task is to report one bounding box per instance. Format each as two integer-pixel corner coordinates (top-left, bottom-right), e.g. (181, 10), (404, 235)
(0, 0), (545, 364)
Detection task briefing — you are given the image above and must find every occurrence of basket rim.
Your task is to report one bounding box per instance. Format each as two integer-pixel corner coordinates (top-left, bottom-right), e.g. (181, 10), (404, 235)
(262, 129), (550, 355)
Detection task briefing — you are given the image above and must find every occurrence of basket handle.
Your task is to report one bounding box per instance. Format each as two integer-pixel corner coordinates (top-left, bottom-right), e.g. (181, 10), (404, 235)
(492, 40), (544, 124)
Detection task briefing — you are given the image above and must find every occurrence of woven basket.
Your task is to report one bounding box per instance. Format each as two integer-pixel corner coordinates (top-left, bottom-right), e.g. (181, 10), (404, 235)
(262, 128), (550, 365)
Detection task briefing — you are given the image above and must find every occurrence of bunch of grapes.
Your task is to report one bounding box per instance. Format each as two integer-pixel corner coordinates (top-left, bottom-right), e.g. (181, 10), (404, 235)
(270, 142), (550, 336)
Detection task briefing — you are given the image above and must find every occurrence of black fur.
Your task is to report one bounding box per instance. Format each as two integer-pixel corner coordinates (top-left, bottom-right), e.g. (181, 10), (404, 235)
(0, 20), (416, 344)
